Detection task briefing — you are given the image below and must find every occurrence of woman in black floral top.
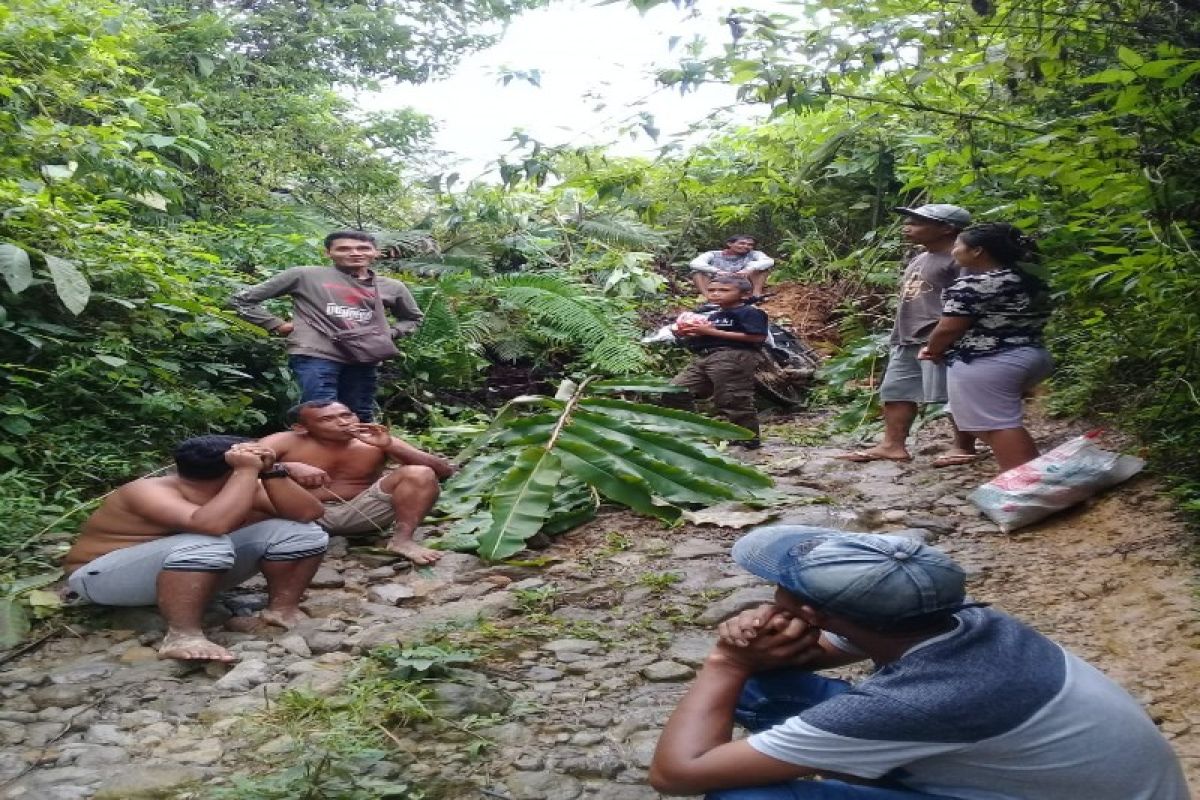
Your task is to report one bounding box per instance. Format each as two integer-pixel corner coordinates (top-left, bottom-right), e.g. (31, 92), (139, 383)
(919, 223), (1052, 472)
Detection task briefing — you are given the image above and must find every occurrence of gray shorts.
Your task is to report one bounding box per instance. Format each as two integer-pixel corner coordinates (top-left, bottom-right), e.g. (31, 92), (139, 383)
(947, 347), (1053, 431)
(67, 520), (328, 606)
(879, 344), (947, 404)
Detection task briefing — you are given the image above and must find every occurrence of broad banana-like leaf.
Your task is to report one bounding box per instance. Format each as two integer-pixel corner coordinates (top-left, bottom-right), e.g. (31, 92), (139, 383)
(554, 438), (681, 523)
(572, 410), (771, 491)
(476, 447), (564, 561)
(490, 415), (558, 447)
(540, 475), (598, 535)
(455, 396), (559, 463)
(436, 451), (517, 518)
(580, 397), (754, 439)
(558, 427), (733, 504)
(0, 598), (30, 649)
(589, 378), (687, 394)
(432, 510), (494, 552)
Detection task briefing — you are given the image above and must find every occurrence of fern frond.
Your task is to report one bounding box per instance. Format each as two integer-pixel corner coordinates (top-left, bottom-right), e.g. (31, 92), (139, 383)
(399, 254), (491, 277)
(574, 216), (668, 250)
(488, 272), (649, 375)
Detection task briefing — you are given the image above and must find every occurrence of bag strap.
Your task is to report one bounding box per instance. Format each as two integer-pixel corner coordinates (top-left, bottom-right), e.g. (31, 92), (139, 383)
(360, 275), (392, 337)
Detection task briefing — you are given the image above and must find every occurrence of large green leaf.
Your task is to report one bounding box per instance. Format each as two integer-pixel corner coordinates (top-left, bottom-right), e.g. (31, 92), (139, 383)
(455, 397), (560, 463)
(554, 437), (680, 523)
(0, 244), (32, 294)
(589, 378), (687, 394)
(558, 426), (734, 504)
(579, 397), (754, 439)
(477, 447), (564, 561)
(436, 450), (517, 518)
(44, 255), (90, 315)
(571, 409), (770, 491)
(541, 477), (598, 535)
(0, 598), (30, 649)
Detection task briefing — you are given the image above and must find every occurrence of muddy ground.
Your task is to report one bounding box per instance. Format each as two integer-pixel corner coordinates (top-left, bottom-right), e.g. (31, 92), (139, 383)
(0, 411), (1195, 799)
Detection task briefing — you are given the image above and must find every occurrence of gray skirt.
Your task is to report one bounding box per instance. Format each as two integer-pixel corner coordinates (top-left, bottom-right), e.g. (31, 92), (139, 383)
(947, 347), (1053, 432)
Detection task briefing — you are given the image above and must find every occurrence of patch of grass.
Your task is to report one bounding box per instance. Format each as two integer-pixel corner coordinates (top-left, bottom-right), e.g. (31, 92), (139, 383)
(512, 584), (559, 615)
(206, 645), (492, 799)
(637, 570), (683, 592)
(597, 530), (634, 556)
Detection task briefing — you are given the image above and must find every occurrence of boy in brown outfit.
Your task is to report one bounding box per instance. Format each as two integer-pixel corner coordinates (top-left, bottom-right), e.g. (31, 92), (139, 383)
(670, 274), (768, 448)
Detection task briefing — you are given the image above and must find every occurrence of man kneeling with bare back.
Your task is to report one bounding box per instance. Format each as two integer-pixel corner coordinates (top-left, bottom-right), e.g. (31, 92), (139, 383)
(65, 436), (329, 662)
(258, 400), (456, 565)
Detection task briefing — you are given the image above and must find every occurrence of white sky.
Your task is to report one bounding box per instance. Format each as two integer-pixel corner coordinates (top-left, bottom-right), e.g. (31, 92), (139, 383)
(356, 0), (770, 180)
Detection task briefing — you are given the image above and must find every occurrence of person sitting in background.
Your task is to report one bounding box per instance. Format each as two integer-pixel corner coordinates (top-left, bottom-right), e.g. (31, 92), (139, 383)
(65, 437), (328, 663)
(650, 525), (1188, 800)
(919, 222), (1052, 473)
(690, 235), (775, 297)
(259, 400), (456, 565)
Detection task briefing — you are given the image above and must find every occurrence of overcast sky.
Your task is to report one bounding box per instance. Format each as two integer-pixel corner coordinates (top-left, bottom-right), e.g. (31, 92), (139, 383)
(356, 1), (767, 179)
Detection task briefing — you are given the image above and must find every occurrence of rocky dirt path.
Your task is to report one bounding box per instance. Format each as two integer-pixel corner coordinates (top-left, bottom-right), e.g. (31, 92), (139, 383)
(1, 415), (1196, 799)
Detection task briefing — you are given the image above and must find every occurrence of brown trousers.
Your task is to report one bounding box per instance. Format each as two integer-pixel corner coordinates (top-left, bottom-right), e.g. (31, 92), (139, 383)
(669, 348), (762, 436)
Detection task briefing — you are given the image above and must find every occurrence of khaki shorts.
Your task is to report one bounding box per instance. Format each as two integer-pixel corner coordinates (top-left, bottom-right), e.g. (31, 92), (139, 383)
(318, 477), (395, 536)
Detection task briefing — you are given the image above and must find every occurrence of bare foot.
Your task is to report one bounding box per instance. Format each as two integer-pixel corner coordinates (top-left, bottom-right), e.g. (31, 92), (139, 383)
(931, 450), (988, 470)
(836, 447), (912, 463)
(157, 631), (236, 662)
(387, 538), (443, 565)
(259, 607), (309, 629)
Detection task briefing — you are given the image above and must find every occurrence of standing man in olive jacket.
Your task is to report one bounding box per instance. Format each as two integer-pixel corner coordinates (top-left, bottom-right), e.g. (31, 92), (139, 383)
(231, 231), (423, 422)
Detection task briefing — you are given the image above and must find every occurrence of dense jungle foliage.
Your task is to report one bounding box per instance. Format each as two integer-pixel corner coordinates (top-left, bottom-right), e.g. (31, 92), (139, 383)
(2, 0), (1199, 592)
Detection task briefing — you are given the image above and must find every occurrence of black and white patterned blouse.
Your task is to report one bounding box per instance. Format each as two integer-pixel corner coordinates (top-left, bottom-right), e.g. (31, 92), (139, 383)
(941, 268), (1050, 362)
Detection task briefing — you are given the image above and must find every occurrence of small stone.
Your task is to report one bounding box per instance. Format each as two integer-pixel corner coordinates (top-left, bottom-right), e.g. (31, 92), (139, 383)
(309, 566), (345, 588)
(430, 682), (510, 717)
(364, 565), (397, 580)
(570, 731), (606, 746)
(542, 638), (602, 654)
(30, 683), (92, 710)
(278, 634), (312, 657)
(695, 586), (776, 626)
(669, 538), (727, 559)
(626, 729), (661, 768)
(84, 724), (132, 747)
(257, 734), (297, 756)
(118, 646), (158, 665)
(366, 584), (416, 605)
(25, 721), (68, 747)
(554, 651), (592, 664)
(506, 770), (583, 800)
(882, 527), (933, 542)
(304, 631), (346, 655)
(67, 744), (131, 767)
(526, 666), (563, 682)
(0, 720), (25, 745)
(667, 632), (715, 667)
(0, 666), (46, 686)
(49, 660), (114, 685)
(173, 737), (223, 765)
(214, 659), (271, 692)
(287, 668), (345, 697)
(513, 753), (545, 771)
(117, 710), (163, 728)
(640, 661), (694, 682)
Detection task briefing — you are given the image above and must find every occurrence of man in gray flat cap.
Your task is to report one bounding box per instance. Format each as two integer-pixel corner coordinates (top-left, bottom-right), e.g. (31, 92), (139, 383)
(650, 526), (1188, 800)
(839, 204), (983, 467)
